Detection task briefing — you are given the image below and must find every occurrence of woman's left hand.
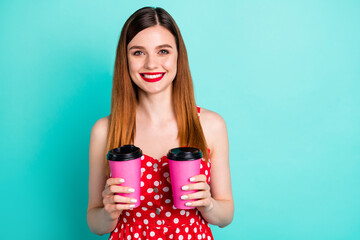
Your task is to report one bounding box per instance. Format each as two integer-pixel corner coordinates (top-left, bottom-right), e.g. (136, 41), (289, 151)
(180, 174), (214, 212)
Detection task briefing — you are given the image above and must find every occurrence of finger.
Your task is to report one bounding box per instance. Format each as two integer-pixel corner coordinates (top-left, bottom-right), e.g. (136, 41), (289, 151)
(113, 195), (138, 204)
(166, 177), (171, 184)
(184, 198), (211, 207)
(106, 178), (125, 187)
(103, 185), (135, 197)
(108, 185), (136, 195)
(105, 194), (138, 205)
(115, 203), (136, 210)
(181, 190), (210, 200)
(189, 174), (207, 183)
(182, 182), (209, 191)
(104, 203), (136, 213)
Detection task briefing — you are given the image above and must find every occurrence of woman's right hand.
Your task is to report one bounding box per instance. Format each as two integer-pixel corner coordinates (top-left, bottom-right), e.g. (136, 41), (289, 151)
(102, 178), (138, 221)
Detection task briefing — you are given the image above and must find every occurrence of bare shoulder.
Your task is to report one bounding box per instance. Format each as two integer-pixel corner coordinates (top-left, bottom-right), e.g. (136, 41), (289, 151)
(91, 115), (110, 138)
(199, 108), (227, 130)
(199, 107), (228, 151)
(89, 115), (110, 161)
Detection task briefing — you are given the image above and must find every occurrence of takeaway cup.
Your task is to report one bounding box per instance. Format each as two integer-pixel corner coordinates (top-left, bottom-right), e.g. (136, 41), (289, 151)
(107, 145), (143, 208)
(167, 147), (202, 209)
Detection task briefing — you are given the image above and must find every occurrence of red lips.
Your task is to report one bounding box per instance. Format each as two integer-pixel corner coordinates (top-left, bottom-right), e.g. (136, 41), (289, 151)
(140, 72), (166, 82)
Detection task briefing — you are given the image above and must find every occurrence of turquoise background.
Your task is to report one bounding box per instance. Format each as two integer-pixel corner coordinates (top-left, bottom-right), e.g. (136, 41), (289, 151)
(1, 0), (359, 239)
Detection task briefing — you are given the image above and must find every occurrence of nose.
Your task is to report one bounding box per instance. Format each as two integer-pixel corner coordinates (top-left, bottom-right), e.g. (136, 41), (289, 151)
(144, 53), (158, 69)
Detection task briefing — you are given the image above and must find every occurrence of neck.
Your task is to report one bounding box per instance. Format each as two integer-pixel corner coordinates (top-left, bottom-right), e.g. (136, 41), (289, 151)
(136, 87), (175, 124)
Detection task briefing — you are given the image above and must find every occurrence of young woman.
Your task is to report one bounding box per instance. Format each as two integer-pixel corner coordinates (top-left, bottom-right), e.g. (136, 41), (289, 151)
(87, 7), (234, 240)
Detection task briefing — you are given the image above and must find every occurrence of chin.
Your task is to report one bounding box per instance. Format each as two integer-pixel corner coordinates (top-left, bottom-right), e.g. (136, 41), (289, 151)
(142, 84), (173, 95)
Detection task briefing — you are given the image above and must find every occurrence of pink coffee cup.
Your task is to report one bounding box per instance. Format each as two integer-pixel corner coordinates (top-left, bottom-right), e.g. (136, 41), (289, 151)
(107, 145), (143, 208)
(167, 147), (202, 209)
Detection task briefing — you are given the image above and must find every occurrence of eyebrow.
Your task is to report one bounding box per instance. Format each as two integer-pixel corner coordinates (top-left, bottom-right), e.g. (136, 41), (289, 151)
(128, 44), (173, 51)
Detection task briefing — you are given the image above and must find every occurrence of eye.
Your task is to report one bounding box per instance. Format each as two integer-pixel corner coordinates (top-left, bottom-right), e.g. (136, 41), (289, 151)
(133, 51), (144, 56)
(159, 49), (169, 54)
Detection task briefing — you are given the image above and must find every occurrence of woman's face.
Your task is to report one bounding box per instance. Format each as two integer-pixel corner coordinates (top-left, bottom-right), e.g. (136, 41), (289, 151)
(127, 25), (178, 95)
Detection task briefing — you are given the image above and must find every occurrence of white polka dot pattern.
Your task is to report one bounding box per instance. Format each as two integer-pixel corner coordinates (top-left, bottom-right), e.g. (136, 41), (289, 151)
(108, 106), (213, 240)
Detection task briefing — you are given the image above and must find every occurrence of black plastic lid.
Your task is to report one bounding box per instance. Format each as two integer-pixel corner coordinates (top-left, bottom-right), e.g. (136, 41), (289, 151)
(107, 145), (143, 161)
(166, 147), (203, 161)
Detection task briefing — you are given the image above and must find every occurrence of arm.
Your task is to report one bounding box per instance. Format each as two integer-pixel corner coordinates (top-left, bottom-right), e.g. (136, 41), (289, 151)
(181, 110), (234, 228)
(87, 117), (118, 235)
(86, 117), (136, 235)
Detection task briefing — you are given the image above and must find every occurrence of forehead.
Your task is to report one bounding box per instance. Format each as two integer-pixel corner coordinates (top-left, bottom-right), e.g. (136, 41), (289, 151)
(127, 25), (176, 49)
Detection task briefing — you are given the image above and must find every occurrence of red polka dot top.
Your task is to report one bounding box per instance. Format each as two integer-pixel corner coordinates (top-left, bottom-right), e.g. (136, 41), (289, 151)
(108, 106), (214, 240)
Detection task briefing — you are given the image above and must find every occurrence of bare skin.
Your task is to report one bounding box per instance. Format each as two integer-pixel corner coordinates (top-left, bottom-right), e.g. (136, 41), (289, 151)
(87, 25), (234, 235)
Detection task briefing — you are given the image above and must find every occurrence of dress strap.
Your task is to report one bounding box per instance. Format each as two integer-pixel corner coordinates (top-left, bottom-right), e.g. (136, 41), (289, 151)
(196, 105), (211, 160)
(196, 106), (200, 117)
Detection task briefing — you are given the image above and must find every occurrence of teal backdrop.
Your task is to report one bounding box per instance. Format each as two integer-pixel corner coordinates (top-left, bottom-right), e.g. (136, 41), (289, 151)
(1, 0), (359, 239)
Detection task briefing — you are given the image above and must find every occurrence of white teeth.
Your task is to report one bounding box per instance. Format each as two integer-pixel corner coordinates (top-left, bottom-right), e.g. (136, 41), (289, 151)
(142, 73), (164, 79)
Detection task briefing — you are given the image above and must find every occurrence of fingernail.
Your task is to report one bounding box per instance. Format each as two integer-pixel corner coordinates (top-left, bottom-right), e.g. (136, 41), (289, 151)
(128, 188), (135, 192)
(119, 179), (124, 183)
(130, 204), (135, 208)
(181, 195), (188, 200)
(189, 177), (196, 182)
(182, 186), (189, 190)
(131, 199), (137, 203)
(185, 202), (192, 206)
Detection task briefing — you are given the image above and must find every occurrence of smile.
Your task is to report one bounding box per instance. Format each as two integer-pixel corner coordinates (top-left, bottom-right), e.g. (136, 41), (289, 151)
(140, 72), (165, 82)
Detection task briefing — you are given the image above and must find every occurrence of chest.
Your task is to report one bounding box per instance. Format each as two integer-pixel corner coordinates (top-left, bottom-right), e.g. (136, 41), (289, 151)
(134, 119), (180, 159)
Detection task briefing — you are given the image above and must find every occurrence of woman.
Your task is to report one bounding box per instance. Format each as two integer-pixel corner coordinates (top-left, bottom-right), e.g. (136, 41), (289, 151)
(87, 6), (234, 240)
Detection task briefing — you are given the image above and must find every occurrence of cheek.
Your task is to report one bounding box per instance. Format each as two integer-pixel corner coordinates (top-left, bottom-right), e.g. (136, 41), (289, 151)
(127, 61), (134, 71)
(128, 59), (142, 76)
(162, 56), (177, 72)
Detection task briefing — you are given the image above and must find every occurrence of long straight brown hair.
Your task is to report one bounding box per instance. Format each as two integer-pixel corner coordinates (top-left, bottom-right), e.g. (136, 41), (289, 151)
(105, 7), (209, 177)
